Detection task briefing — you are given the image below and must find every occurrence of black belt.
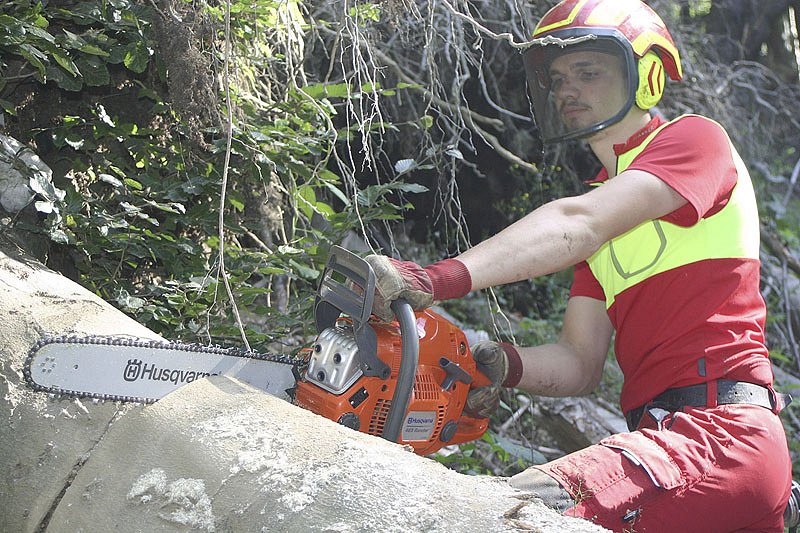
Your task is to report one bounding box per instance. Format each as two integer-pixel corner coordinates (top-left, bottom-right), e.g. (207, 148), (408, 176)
(625, 380), (791, 431)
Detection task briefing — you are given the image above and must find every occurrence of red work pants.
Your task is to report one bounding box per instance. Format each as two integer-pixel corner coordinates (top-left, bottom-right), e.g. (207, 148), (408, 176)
(532, 404), (792, 532)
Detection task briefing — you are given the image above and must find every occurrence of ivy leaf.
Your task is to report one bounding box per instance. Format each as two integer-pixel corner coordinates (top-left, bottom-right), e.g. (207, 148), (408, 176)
(99, 173), (123, 187)
(278, 245), (303, 255)
(397, 82), (422, 90)
(288, 258), (319, 280)
(116, 290), (146, 311)
(60, 29), (86, 50)
(47, 228), (70, 244)
(295, 184), (316, 218)
(75, 55), (110, 86)
(45, 64), (83, 91)
(34, 200), (55, 214)
(124, 178), (143, 190)
(106, 40), (129, 64)
(32, 14), (49, 30)
(123, 41), (150, 73)
(29, 173), (61, 202)
(227, 196), (245, 212)
(314, 201), (334, 217)
(51, 49), (79, 77)
(0, 16), (24, 44)
(300, 82), (351, 99)
(18, 43), (48, 77)
(79, 43), (110, 57)
(119, 201), (140, 215)
(24, 25), (56, 44)
(391, 182), (428, 194)
(0, 98), (17, 116)
(321, 180), (351, 207)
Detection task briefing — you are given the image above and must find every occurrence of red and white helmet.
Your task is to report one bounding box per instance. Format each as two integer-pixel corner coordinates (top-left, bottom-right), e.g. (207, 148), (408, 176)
(523, 0), (683, 143)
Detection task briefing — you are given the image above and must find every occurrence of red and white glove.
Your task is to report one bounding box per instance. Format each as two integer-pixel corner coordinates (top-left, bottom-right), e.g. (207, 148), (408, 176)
(466, 341), (523, 418)
(364, 255), (472, 322)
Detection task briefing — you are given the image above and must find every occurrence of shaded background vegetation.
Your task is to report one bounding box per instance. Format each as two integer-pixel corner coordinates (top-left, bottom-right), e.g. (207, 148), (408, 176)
(2, 0), (799, 479)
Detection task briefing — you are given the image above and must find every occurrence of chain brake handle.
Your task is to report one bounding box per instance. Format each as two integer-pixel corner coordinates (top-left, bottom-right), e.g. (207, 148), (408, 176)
(314, 245), (389, 379)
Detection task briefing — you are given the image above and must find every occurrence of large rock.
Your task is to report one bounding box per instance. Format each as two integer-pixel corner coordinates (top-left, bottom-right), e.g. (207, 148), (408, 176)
(0, 243), (608, 532)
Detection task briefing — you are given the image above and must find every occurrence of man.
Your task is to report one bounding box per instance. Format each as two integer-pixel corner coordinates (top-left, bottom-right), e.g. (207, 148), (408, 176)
(365, 0), (794, 531)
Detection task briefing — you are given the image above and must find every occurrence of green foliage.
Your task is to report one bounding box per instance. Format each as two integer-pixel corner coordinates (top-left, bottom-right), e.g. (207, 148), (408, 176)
(0, 0), (152, 96)
(0, 0), (428, 348)
(348, 2), (382, 25)
(685, 0), (712, 18)
(434, 427), (548, 476)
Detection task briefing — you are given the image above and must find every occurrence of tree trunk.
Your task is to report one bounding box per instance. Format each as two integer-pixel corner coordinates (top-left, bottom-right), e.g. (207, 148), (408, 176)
(0, 240), (607, 533)
(708, 0), (791, 63)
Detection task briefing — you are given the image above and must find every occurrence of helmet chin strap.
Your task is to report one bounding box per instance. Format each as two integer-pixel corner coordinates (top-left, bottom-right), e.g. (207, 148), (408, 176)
(636, 51), (666, 109)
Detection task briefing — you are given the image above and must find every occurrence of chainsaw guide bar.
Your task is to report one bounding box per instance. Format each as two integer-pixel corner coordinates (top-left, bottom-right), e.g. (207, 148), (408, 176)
(23, 335), (300, 404)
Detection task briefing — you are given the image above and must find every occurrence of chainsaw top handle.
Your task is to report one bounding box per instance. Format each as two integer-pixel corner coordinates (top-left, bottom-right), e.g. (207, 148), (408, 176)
(382, 297), (418, 443)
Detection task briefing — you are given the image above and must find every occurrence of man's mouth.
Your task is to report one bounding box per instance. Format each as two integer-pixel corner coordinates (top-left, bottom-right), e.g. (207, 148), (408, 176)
(561, 103), (589, 118)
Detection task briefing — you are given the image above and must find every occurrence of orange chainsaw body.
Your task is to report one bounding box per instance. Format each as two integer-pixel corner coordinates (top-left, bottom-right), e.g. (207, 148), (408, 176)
(295, 308), (490, 456)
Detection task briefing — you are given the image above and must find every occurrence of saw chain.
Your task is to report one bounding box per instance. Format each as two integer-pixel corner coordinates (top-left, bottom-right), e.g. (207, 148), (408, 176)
(23, 335), (301, 404)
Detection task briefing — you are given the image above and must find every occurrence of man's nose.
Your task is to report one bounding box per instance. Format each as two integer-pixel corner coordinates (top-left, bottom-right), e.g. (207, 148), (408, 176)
(555, 77), (579, 99)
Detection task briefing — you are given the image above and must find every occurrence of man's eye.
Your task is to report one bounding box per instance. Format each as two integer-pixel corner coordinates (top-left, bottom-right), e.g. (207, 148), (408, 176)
(550, 77), (564, 90)
(579, 70), (601, 81)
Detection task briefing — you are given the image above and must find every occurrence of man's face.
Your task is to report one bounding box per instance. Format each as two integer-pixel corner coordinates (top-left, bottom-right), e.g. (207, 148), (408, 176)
(547, 51), (628, 132)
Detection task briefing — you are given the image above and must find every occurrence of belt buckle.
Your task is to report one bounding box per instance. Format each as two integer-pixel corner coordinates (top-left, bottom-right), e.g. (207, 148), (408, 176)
(647, 407), (671, 431)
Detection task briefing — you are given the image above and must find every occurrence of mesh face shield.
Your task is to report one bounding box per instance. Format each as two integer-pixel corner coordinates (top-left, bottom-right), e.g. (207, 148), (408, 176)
(523, 31), (639, 144)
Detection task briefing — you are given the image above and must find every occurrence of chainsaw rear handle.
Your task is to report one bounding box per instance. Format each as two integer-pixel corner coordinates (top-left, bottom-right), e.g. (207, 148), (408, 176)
(470, 363), (492, 390)
(383, 300), (494, 441)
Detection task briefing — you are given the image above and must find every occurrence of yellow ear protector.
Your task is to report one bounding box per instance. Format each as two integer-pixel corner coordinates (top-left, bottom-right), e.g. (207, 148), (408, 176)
(636, 50), (665, 109)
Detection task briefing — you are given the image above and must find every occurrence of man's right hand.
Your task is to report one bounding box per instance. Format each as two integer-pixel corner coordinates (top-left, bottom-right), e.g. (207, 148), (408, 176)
(364, 255), (472, 322)
(465, 341), (523, 418)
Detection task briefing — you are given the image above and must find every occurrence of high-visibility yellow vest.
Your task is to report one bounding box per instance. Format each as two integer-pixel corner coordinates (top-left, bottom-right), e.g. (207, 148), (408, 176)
(586, 116), (760, 309)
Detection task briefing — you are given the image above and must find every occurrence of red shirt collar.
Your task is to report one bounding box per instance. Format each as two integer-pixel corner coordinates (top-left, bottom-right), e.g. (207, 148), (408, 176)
(586, 115), (666, 184)
(612, 115), (666, 156)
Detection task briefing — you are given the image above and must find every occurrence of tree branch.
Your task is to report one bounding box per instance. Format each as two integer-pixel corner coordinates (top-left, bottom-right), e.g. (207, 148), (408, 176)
(366, 46), (506, 131)
(761, 223), (800, 278)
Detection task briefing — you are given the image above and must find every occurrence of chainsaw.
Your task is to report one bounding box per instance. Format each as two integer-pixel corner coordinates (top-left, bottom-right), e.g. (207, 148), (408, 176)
(24, 246), (491, 456)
